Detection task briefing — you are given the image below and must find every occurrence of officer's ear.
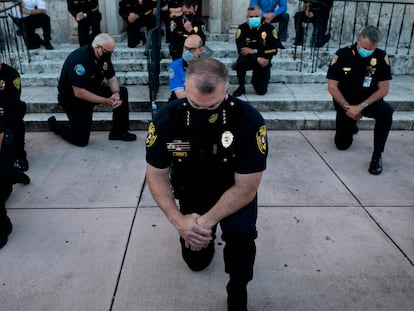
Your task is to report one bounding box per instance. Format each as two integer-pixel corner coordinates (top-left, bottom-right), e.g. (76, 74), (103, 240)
(224, 84), (230, 100)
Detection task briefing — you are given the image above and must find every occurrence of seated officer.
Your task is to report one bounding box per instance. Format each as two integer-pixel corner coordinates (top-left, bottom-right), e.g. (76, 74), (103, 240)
(233, 5), (284, 97)
(12, 0), (53, 50)
(168, 34), (205, 101)
(48, 33), (136, 147)
(0, 60), (29, 171)
(169, 0), (206, 60)
(294, 0), (332, 48)
(67, 0), (102, 47)
(119, 0), (157, 48)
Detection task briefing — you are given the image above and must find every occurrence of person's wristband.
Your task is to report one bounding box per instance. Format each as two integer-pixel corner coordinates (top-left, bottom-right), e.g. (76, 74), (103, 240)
(361, 102), (369, 108)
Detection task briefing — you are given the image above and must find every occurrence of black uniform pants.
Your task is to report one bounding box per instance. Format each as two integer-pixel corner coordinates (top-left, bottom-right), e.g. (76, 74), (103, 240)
(0, 137), (15, 230)
(57, 86), (130, 147)
(270, 13), (289, 41)
(294, 7), (330, 47)
(3, 101), (26, 160)
(236, 55), (271, 95)
(77, 11), (102, 46)
(24, 14), (51, 44)
(334, 99), (394, 154)
(125, 15), (155, 48)
(178, 195), (258, 309)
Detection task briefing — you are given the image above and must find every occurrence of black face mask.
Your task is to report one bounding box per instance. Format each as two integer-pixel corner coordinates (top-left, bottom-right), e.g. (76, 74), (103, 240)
(189, 103), (223, 127)
(184, 13), (194, 21)
(99, 52), (111, 63)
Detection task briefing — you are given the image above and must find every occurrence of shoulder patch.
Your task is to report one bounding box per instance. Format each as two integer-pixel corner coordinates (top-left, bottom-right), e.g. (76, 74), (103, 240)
(168, 67), (175, 80)
(13, 77), (21, 90)
(256, 125), (267, 155)
(74, 64), (85, 76)
(146, 122), (157, 148)
(272, 28), (278, 39)
(384, 55), (390, 66)
(236, 28), (241, 39)
(0, 80), (5, 91)
(330, 54), (338, 66)
(170, 21), (176, 32)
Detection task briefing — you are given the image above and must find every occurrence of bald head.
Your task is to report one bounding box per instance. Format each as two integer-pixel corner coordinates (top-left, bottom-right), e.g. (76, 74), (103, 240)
(92, 33), (115, 50)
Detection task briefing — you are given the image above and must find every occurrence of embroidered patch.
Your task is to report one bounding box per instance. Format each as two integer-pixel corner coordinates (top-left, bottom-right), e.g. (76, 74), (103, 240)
(236, 28), (241, 39)
(272, 29), (278, 39)
(13, 77), (21, 90)
(256, 125), (267, 155)
(74, 64), (85, 76)
(384, 55), (390, 66)
(330, 54), (338, 66)
(168, 67), (175, 80)
(0, 80), (5, 91)
(146, 122), (157, 148)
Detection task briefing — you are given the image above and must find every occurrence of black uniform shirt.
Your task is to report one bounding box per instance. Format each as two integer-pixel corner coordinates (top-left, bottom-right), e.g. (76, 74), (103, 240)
(0, 63), (21, 110)
(146, 97), (268, 200)
(236, 21), (284, 59)
(67, 0), (99, 17)
(170, 14), (206, 45)
(119, 0), (156, 20)
(58, 44), (115, 96)
(326, 43), (392, 105)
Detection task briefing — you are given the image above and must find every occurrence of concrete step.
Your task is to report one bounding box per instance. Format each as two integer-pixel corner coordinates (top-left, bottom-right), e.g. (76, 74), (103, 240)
(23, 111), (414, 132)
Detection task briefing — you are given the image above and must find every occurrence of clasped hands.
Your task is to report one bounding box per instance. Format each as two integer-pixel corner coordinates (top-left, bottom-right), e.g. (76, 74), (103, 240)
(104, 93), (122, 109)
(345, 104), (363, 120)
(177, 213), (213, 252)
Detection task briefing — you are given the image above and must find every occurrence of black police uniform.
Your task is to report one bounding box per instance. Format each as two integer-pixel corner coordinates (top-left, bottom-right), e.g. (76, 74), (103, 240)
(169, 13), (206, 60)
(326, 43), (394, 154)
(67, 0), (102, 47)
(235, 20), (283, 95)
(0, 63), (27, 169)
(146, 96), (268, 309)
(57, 44), (131, 147)
(294, 0), (332, 47)
(119, 0), (157, 48)
(0, 113), (13, 249)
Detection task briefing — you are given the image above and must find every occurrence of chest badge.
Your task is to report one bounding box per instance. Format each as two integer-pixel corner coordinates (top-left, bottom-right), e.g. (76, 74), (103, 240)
(370, 58), (377, 66)
(221, 131), (234, 148)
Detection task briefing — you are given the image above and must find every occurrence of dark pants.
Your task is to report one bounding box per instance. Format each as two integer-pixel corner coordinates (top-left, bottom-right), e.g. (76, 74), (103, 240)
(77, 11), (102, 46)
(23, 14), (51, 45)
(178, 195), (258, 309)
(270, 13), (289, 41)
(294, 7), (330, 47)
(125, 14), (156, 48)
(334, 99), (394, 154)
(57, 86), (130, 147)
(3, 101), (26, 160)
(0, 134), (15, 233)
(236, 55), (271, 95)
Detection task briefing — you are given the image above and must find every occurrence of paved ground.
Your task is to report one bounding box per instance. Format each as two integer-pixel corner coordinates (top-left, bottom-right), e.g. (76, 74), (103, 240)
(0, 130), (413, 311)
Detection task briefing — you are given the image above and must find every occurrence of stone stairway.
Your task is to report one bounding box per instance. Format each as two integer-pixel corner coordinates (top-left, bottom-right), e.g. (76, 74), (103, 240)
(18, 41), (414, 131)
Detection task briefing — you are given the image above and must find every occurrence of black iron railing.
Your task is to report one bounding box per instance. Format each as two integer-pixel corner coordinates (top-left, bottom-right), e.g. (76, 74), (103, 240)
(0, 1), (30, 72)
(294, 0), (414, 72)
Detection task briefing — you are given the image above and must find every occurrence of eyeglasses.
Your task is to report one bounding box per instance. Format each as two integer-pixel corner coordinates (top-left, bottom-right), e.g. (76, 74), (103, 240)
(184, 45), (200, 52)
(100, 45), (114, 55)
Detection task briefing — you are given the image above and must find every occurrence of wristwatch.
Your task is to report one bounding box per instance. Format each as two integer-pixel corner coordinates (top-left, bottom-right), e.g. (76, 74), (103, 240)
(361, 102), (369, 108)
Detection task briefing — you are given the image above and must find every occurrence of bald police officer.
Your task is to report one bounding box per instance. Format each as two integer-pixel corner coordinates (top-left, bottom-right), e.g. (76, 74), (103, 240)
(49, 33), (136, 146)
(146, 58), (268, 310)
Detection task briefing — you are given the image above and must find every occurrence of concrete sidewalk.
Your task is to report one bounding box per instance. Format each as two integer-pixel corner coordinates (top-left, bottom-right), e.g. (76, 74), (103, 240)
(0, 130), (413, 311)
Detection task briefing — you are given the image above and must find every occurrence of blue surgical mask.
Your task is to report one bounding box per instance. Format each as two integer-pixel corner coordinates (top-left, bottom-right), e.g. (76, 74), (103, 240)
(248, 17), (261, 28)
(182, 50), (194, 62)
(358, 47), (375, 58)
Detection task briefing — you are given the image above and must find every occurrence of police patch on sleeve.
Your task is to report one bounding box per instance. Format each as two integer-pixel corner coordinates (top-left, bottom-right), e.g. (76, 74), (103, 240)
(168, 68), (175, 80)
(384, 55), (390, 66)
(236, 28), (241, 39)
(329, 54), (338, 66)
(146, 122), (157, 148)
(256, 125), (267, 155)
(74, 64), (85, 76)
(272, 29), (278, 39)
(13, 77), (21, 90)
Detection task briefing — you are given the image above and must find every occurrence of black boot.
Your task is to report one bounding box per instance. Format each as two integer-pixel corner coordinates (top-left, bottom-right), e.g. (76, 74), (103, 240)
(369, 153), (382, 175)
(0, 215), (13, 249)
(233, 85), (245, 97)
(227, 280), (248, 311)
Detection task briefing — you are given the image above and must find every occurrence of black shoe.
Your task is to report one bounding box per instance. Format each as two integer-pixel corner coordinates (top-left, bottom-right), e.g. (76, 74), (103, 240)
(353, 125), (359, 135)
(0, 217), (13, 250)
(48, 116), (58, 133)
(14, 158), (29, 172)
(43, 41), (54, 50)
(9, 167), (30, 185)
(109, 131), (137, 142)
(140, 32), (147, 45)
(233, 86), (245, 97)
(369, 153), (382, 175)
(316, 33), (331, 48)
